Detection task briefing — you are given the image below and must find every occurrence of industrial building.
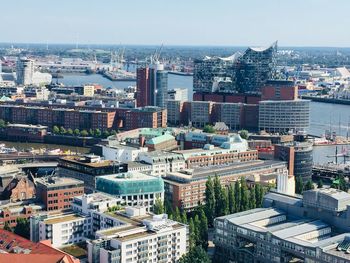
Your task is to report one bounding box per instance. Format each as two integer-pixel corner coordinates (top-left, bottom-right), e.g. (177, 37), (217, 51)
(214, 188), (350, 263)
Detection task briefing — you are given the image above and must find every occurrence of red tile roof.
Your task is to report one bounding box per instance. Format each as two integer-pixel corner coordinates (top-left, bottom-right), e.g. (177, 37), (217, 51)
(0, 229), (79, 263)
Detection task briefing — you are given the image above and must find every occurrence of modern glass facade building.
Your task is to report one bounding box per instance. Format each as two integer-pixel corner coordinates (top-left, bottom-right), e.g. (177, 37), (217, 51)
(193, 42), (277, 94)
(96, 171), (164, 211)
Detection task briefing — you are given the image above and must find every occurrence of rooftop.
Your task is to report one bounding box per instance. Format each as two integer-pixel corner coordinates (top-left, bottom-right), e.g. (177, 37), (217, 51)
(44, 214), (86, 225)
(98, 171), (160, 183)
(60, 155), (118, 168)
(165, 160), (286, 183)
(36, 176), (84, 188)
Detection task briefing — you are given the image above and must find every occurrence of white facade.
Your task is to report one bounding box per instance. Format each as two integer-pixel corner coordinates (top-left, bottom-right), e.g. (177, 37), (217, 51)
(168, 88), (188, 101)
(138, 151), (186, 177)
(277, 168), (296, 195)
(102, 144), (147, 163)
(37, 214), (92, 247)
(88, 213), (188, 263)
(32, 71), (52, 86)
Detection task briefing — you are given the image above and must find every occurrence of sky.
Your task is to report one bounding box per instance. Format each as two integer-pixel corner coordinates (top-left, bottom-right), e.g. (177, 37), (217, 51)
(1, 0), (349, 47)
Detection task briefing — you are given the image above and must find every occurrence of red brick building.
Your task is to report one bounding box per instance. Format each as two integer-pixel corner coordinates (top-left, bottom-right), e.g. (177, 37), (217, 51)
(136, 67), (151, 107)
(261, 80), (298, 101)
(124, 107), (167, 130)
(2, 177), (36, 202)
(35, 177), (84, 211)
(0, 203), (43, 228)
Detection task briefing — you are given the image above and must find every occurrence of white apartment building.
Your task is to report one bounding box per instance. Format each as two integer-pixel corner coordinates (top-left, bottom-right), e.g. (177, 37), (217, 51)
(31, 213), (92, 247)
(102, 143), (147, 163)
(138, 151), (186, 177)
(87, 208), (188, 263)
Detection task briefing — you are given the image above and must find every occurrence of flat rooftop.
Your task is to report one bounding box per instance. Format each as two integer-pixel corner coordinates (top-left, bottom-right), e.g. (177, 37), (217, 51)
(36, 176), (83, 188)
(60, 155), (118, 168)
(44, 214), (86, 225)
(98, 171), (160, 182)
(165, 160), (286, 183)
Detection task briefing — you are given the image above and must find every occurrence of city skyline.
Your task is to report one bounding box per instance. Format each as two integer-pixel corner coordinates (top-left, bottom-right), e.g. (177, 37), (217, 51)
(2, 0), (350, 47)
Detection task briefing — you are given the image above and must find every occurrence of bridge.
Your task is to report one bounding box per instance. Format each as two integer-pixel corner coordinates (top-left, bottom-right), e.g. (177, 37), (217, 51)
(0, 153), (74, 162)
(312, 165), (350, 181)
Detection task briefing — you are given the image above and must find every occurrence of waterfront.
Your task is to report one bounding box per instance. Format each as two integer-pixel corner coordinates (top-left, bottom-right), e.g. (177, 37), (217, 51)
(0, 141), (90, 154)
(59, 73), (350, 164)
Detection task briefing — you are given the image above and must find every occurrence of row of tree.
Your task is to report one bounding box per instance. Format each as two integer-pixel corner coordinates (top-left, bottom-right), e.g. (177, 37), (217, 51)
(154, 198), (209, 249)
(205, 176), (267, 226)
(4, 218), (30, 239)
(52, 125), (118, 138)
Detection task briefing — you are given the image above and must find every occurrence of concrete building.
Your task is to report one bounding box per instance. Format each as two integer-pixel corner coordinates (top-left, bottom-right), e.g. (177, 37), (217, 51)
(96, 171), (164, 211)
(214, 188), (350, 263)
(168, 88), (188, 101)
(35, 177), (84, 211)
(258, 100), (310, 133)
(58, 155), (128, 192)
(16, 58), (34, 85)
(102, 143), (147, 163)
(87, 209), (188, 263)
(138, 151), (186, 177)
(164, 160), (287, 210)
(190, 101), (213, 127)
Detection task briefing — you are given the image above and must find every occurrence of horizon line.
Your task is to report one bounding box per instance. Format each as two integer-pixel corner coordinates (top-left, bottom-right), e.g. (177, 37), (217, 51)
(1, 41), (350, 49)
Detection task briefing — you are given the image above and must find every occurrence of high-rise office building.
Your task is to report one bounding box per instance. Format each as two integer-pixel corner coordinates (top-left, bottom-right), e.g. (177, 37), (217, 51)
(193, 42), (277, 95)
(16, 58), (34, 85)
(136, 63), (168, 108)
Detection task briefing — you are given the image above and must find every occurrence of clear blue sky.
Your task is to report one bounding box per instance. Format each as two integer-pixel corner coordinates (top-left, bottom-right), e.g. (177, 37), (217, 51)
(2, 0), (349, 47)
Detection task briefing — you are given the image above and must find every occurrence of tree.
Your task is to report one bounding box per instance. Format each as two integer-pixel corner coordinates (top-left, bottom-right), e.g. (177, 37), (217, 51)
(173, 207), (181, 222)
(205, 176), (215, 226)
(228, 184), (236, 214)
(181, 211), (188, 224)
(304, 180), (314, 191)
(3, 221), (12, 232)
(248, 187), (256, 209)
(203, 124), (215, 133)
(198, 207), (208, 249)
(52, 125), (60, 134)
(59, 126), (66, 135)
(255, 184), (265, 208)
(67, 128), (73, 136)
(153, 198), (164, 215)
(193, 215), (201, 246)
(74, 128), (80, 136)
(213, 175), (222, 217)
(0, 119), (6, 128)
(89, 128), (95, 137)
(95, 128), (102, 138)
(234, 180), (241, 212)
(240, 177), (249, 211)
(110, 130), (117, 136)
(80, 130), (89, 137)
(103, 130), (110, 138)
(239, 130), (249, 139)
(295, 176), (304, 194)
(216, 187), (229, 216)
(317, 180), (323, 189)
(14, 218), (30, 239)
(331, 175), (349, 192)
(188, 218), (196, 249)
(179, 246), (211, 263)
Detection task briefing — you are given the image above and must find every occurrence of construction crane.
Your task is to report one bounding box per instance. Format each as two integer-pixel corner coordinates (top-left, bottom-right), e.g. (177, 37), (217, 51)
(150, 44), (163, 64)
